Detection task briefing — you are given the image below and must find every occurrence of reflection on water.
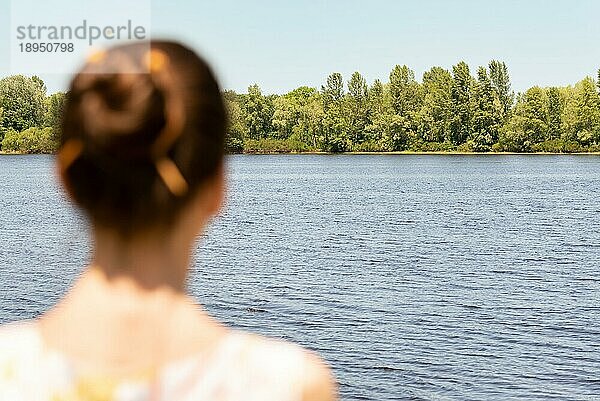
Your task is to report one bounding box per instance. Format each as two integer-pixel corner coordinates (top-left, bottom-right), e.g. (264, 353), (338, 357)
(1, 154), (599, 400)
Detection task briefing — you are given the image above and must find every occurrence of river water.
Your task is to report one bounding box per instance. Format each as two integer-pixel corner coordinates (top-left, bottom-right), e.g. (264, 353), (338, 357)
(0, 154), (599, 400)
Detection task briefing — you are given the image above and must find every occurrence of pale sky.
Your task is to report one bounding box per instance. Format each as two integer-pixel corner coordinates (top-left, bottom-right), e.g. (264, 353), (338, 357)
(1, 0), (599, 94)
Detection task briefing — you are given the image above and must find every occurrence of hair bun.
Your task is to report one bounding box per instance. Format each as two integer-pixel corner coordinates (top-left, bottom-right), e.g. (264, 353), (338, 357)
(72, 54), (167, 160)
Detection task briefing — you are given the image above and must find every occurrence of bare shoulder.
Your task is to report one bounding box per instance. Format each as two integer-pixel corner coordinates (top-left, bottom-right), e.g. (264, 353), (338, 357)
(236, 331), (337, 401)
(299, 347), (338, 401)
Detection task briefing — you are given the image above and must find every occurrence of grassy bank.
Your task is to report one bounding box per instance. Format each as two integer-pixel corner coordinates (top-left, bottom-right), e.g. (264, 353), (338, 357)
(241, 150), (600, 155)
(3, 137), (600, 156)
(234, 138), (600, 155)
(3, 150), (600, 156)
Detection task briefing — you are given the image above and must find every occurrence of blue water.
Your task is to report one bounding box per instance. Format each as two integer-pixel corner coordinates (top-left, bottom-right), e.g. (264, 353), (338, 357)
(1, 154), (599, 400)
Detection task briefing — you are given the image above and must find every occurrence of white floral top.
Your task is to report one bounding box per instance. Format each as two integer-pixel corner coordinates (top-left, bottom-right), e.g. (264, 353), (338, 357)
(0, 320), (308, 401)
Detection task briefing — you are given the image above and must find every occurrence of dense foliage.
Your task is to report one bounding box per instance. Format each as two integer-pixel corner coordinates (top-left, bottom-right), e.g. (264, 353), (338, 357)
(1, 127), (56, 154)
(2, 63), (600, 154)
(0, 75), (65, 153)
(224, 61), (600, 153)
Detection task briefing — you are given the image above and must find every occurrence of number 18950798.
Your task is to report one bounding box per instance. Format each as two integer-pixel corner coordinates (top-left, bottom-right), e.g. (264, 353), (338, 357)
(18, 42), (74, 53)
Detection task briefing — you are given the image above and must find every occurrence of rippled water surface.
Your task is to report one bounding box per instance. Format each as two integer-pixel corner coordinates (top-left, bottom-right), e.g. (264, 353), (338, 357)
(1, 154), (599, 400)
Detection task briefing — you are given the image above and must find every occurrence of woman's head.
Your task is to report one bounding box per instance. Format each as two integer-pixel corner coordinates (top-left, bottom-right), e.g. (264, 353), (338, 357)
(59, 41), (226, 238)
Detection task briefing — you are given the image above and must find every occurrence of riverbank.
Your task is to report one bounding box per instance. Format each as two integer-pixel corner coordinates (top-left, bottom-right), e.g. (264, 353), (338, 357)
(3, 150), (600, 156)
(242, 150), (600, 155)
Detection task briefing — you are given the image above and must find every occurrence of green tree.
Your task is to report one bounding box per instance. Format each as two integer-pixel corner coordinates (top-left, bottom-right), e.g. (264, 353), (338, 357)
(31, 75), (47, 96)
(498, 87), (548, 151)
(364, 79), (390, 147)
(44, 92), (66, 142)
(470, 66), (503, 151)
(223, 90), (246, 153)
(546, 87), (563, 139)
(389, 65), (421, 115)
(321, 73), (347, 151)
(368, 79), (386, 117)
(388, 65), (422, 148)
(0, 75), (46, 132)
(488, 60), (514, 120)
(450, 62), (474, 145)
(292, 87), (323, 149)
(271, 86), (322, 147)
(0, 107), (4, 145)
(562, 77), (600, 145)
(418, 67), (453, 143)
(1, 127), (56, 153)
(272, 93), (297, 139)
(346, 72), (369, 145)
(244, 84), (274, 140)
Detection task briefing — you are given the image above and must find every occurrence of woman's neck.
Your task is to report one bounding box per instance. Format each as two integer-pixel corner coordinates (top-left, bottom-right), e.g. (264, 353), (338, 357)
(90, 225), (194, 293)
(37, 224), (224, 371)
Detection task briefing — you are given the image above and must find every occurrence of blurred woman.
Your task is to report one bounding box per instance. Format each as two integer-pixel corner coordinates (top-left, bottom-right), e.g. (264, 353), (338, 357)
(0, 41), (336, 401)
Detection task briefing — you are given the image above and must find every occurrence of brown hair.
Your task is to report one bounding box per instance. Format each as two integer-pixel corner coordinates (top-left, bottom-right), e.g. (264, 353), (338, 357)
(59, 41), (226, 236)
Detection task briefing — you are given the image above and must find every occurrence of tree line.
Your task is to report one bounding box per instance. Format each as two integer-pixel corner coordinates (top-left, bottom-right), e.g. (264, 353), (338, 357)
(2, 61), (600, 154)
(225, 61), (600, 153)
